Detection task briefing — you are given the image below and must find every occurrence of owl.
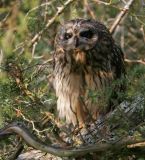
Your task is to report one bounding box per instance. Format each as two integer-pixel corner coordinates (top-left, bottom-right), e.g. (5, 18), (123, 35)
(53, 19), (125, 126)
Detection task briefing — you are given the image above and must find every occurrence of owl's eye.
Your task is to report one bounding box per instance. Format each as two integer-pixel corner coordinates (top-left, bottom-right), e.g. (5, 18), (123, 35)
(80, 30), (94, 39)
(64, 33), (72, 40)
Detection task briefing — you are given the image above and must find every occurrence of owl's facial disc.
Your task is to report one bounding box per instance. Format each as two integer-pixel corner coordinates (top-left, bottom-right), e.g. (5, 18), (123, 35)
(59, 25), (98, 51)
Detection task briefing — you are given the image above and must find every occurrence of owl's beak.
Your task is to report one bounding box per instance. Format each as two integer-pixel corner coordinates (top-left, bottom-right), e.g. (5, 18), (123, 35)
(74, 36), (79, 48)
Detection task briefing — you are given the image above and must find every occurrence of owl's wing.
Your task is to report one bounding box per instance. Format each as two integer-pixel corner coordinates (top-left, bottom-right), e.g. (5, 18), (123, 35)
(111, 44), (126, 79)
(107, 44), (126, 108)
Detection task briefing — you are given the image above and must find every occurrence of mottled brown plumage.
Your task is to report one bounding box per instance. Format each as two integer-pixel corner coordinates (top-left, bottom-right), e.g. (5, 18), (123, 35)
(53, 19), (125, 125)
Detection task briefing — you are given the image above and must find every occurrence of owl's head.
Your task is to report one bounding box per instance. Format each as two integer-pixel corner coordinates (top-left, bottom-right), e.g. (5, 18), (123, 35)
(55, 19), (112, 51)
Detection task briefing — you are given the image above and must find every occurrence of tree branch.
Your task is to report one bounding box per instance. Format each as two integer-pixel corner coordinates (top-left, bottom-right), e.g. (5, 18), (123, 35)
(29, 0), (77, 47)
(0, 122), (145, 158)
(125, 58), (145, 65)
(110, 0), (135, 34)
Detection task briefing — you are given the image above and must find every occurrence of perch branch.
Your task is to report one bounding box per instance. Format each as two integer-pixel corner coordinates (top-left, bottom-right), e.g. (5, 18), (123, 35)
(29, 0), (76, 47)
(0, 122), (145, 158)
(110, 0), (135, 34)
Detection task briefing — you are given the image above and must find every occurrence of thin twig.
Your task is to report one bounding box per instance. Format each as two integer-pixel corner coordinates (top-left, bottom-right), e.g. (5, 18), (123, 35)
(14, 108), (50, 137)
(25, 1), (55, 19)
(32, 42), (38, 59)
(125, 58), (145, 65)
(140, 25), (145, 43)
(132, 14), (145, 26)
(0, 49), (3, 72)
(0, 12), (11, 28)
(128, 141), (145, 148)
(110, 0), (135, 34)
(29, 0), (77, 47)
(83, 0), (96, 19)
(93, 0), (112, 5)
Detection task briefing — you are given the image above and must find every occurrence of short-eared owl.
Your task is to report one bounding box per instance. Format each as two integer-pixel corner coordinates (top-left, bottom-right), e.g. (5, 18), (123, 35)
(53, 19), (125, 126)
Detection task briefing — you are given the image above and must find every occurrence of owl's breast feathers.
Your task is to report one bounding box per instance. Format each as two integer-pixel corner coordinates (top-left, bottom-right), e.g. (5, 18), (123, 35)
(73, 49), (86, 64)
(55, 47), (86, 64)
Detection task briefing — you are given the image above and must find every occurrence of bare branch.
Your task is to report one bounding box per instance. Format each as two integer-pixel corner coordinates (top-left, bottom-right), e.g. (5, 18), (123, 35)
(93, 0), (124, 10)
(110, 0), (135, 34)
(83, 0), (96, 19)
(128, 141), (145, 148)
(140, 25), (145, 43)
(25, 1), (55, 19)
(14, 108), (50, 137)
(0, 49), (4, 72)
(1, 122), (145, 158)
(125, 58), (145, 65)
(29, 0), (77, 47)
(93, 0), (112, 6)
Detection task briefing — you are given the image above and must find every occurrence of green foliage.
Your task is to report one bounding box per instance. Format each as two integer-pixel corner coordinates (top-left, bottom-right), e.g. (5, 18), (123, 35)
(126, 65), (145, 98)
